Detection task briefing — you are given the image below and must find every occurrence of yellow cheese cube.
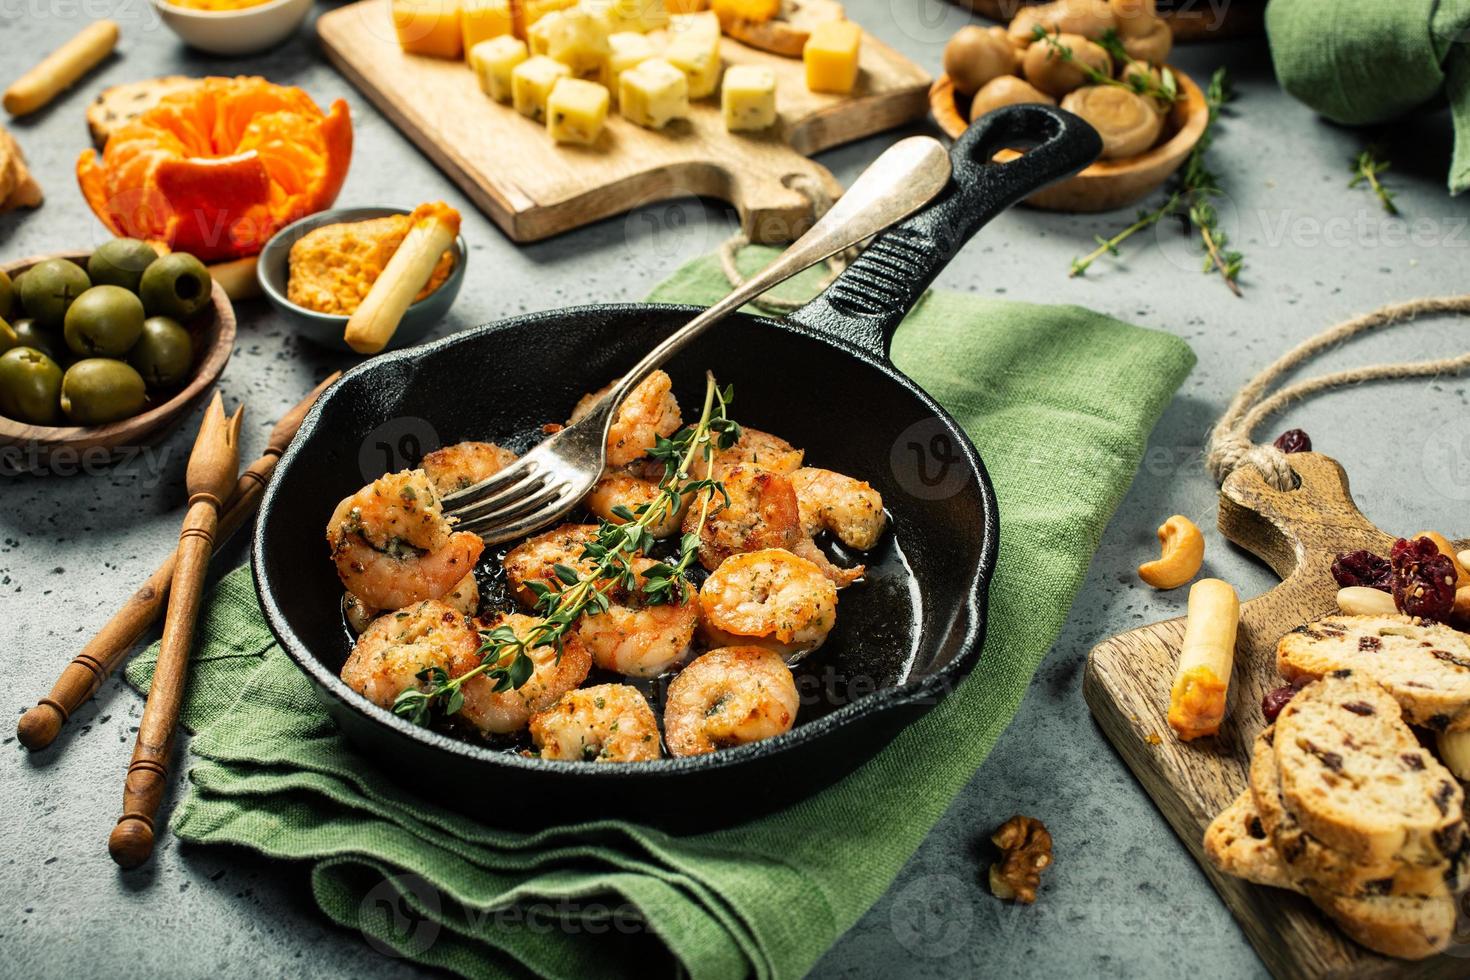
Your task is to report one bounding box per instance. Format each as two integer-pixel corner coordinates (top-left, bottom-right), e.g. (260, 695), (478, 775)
(668, 10), (718, 40)
(461, 0), (513, 52)
(545, 7), (611, 78)
(606, 31), (655, 99)
(393, 0), (464, 59)
(547, 78), (610, 143)
(619, 57), (688, 128)
(522, 0), (577, 33)
(804, 20), (860, 94)
(471, 35), (529, 102)
(512, 55), (572, 120)
(528, 10), (560, 54)
(664, 22), (720, 98)
(721, 64), (776, 131)
(582, 0), (668, 33)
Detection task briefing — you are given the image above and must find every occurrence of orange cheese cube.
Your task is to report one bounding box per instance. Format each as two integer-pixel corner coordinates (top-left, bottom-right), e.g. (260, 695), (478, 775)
(393, 0), (464, 59)
(664, 0), (707, 11)
(803, 20), (860, 94)
(462, 0), (513, 51)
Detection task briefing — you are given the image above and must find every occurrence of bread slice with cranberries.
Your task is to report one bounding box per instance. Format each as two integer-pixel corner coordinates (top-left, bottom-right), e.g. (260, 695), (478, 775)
(1275, 671), (1465, 868)
(1277, 616), (1470, 733)
(1204, 788), (1301, 892)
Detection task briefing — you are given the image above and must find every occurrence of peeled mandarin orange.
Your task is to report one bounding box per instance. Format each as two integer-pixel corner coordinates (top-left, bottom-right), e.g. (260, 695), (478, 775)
(76, 76), (353, 262)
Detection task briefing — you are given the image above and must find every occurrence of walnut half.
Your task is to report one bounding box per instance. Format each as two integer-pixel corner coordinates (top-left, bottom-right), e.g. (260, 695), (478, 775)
(988, 815), (1053, 904)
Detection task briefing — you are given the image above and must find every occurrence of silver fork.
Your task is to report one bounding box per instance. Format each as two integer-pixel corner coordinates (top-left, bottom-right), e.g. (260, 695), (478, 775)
(441, 136), (953, 543)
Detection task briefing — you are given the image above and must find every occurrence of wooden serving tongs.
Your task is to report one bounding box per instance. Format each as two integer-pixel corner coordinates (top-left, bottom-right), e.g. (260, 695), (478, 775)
(109, 393), (242, 870)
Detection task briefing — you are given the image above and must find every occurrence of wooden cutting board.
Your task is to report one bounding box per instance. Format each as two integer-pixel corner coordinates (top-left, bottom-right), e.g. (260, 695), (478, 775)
(1084, 452), (1469, 979)
(317, 0), (931, 243)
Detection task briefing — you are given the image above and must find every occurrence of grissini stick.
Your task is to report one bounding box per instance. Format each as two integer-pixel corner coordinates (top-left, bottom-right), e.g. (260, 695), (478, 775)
(3, 20), (119, 116)
(110, 393), (243, 869)
(16, 373), (339, 752)
(206, 256), (262, 302)
(344, 201), (461, 354)
(1166, 578), (1239, 742)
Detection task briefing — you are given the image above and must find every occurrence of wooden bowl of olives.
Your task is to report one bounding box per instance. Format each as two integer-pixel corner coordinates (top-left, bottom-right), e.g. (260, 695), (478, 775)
(0, 242), (236, 468)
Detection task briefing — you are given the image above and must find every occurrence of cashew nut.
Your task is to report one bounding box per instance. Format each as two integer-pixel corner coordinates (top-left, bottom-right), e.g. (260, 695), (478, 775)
(1414, 530), (1470, 589)
(1023, 32), (1112, 98)
(1061, 85), (1164, 159)
(944, 25), (1018, 97)
(1336, 586), (1398, 617)
(1138, 514), (1204, 589)
(969, 75), (1055, 123)
(1436, 730), (1470, 781)
(1122, 17), (1172, 64)
(1459, 549), (1470, 572)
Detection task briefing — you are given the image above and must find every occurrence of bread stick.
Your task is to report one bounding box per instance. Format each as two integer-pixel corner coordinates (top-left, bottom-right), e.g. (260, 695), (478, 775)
(344, 202), (460, 354)
(4, 21), (119, 117)
(1167, 578), (1239, 741)
(207, 255), (261, 302)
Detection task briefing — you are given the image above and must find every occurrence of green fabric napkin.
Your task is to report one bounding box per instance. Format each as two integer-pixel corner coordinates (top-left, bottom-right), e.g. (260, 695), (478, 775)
(1266, 0), (1470, 194)
(128, 250), (1195, 980)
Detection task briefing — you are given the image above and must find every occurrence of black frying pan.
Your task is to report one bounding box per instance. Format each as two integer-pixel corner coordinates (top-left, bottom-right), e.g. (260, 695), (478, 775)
(253, 106), (1102, 829)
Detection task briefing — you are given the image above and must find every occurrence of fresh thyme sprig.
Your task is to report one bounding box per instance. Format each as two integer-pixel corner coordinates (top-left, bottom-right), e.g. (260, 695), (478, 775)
(1349, 147), (1398, 215)
(393, 373), (739, 727)
(1069, 66), (1242, 295)
(1031, 25), (1179, 107)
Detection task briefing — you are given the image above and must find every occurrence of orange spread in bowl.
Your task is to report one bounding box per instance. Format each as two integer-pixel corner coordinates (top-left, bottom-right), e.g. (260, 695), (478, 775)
(287, 214), (455, 316)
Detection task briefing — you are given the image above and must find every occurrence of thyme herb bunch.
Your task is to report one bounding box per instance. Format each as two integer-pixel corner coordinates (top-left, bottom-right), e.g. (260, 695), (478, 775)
(1350, 148), (1397, 215)
(1031, 25), (1179, 107)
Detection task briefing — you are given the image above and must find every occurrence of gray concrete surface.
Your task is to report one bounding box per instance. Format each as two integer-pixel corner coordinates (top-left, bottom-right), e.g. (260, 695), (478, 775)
(4, 2), (1468, 978)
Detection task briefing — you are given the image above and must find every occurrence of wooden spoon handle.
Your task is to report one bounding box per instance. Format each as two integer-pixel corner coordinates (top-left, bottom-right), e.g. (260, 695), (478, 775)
(108, 497), (221, 870)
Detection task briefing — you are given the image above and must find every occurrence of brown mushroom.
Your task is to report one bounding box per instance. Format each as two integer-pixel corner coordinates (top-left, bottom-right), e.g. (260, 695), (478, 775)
(1009, 0), (1116, 44)
(1122, 16), (1172, 64)
(1022, 32), (1111, 98)
(1060, 84), (1163, 159)
(943, 25), (1018, 97)
(969, 75), (1056, 123)
(1118, 57), (1160, 91)
(1109, 0), (1157, 37)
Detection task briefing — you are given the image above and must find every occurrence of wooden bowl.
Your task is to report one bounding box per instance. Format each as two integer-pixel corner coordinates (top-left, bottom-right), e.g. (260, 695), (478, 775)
(0, 251), (236, 468)
(942, 0), (1266, 42)
(929, 68), (1209, 213)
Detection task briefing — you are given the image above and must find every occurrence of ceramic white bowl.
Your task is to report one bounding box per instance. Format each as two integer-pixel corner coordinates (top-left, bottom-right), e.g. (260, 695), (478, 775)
(151, 0), (312, 56)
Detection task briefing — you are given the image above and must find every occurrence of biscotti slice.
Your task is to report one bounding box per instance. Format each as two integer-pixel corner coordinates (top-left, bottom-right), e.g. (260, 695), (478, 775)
(1276, 672), (1465, 867)
(1311, 890), (1459, 961)
(1204, 788), (1301, 892)
(1249, 728), (1465, 899)
(86, 76), (201, 147)
(1278, 615), (1470, 732)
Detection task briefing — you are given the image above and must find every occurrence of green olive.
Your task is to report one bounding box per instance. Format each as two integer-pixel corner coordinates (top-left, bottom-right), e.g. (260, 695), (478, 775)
(0, 347), (63, 425)
(60, 358), (148, 425)
(0, 316), (16, 355)
(87, 238), (161, 293)
(10, 318), (64, 363)
(139, 253), (212, 319)
(0, 269), (13, 320)
(64, 285), (146, 358)
(128, 316), (194, 388)
(18, 258), (91, 330)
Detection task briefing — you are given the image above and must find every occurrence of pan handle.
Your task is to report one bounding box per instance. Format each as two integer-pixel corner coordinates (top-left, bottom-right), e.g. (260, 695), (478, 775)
(786, 105), (1102, 359)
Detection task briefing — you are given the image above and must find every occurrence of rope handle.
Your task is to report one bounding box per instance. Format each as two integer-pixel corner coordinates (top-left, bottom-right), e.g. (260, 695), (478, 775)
(718, 174), (862, 315)
(1205, 295), (1470, 490)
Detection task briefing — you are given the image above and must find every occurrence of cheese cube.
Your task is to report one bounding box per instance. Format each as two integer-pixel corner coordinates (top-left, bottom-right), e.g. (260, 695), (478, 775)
(471, 35), (529, 102)
(547, 78), (610, 143)
(664, 0), (707, 12)
(522, 0), (577, 33)
(804, 20), (861, 94)
(721, 64), (776, 131)
(393, 0), (464, 59)
(619, 58), (688, 129)
(512, 55), (572, 120)
(606, 32), (655, 99)
(528, 10), (560, 54)
(583, 0), (668, 33)
(545, 7), (611, 78)
(461, 0), (512, 51)
(664, 22), (720, 98)
(668, 10), (718, 40)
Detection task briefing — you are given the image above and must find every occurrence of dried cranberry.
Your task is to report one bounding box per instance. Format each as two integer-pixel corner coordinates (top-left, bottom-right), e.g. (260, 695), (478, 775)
(1262, 685), (1299, 722)
(1390, 537), (1457, 624)
(1331, 550), (1393, 592)
(1273, 429), (1312, 454)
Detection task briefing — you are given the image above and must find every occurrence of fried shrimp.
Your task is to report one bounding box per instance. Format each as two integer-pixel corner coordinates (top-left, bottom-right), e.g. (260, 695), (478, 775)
(576, 558), (697, 677)
(342, 571), (476, 636)
(340, 599), (482, 715)
(502, 523), (602, 607)
(464, 612), (593, 734)
(584, 466), (688, 538)
(687, 464), (802, 571)
(790, 467), (887, 551)
(699, 427), (804, 478)
(570, 369), (682, 467)
(529, 684), (661, 762)
(421, 441), (518, 495)
(663, 646), (800, 756)
(698, 548), (838, 657)
(326, 470), (485, 611)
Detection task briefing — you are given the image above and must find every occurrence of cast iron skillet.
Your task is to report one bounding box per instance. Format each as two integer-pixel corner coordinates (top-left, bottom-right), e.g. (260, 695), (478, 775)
(253, 106), (1102, 829)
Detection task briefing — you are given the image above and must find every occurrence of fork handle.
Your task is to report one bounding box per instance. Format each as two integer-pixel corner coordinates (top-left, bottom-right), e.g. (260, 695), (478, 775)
(108, 494), (222, 869)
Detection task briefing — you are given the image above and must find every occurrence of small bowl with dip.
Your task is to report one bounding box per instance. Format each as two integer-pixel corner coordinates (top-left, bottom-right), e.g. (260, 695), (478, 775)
(257, 206), (469, 353)
(151, 0), (313, 56)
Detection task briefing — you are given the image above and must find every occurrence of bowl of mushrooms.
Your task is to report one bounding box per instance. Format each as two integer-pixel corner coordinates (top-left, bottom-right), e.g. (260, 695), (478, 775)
(929, 0), (1209, 212)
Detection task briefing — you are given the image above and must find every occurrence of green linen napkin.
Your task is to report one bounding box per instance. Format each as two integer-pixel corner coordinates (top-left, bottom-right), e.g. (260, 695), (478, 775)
(127, 249), (1195, 980)
(1265, 0), (1470, 194)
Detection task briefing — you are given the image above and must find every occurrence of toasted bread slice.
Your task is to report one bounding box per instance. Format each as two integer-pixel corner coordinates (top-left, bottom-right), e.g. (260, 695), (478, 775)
(86, 76), (201, 147)
(1204, 788), (1301, 891)
(1277, 615), (1470, 733)
(720, 0), (844, 58)
(1275, 672), (1465, 867)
